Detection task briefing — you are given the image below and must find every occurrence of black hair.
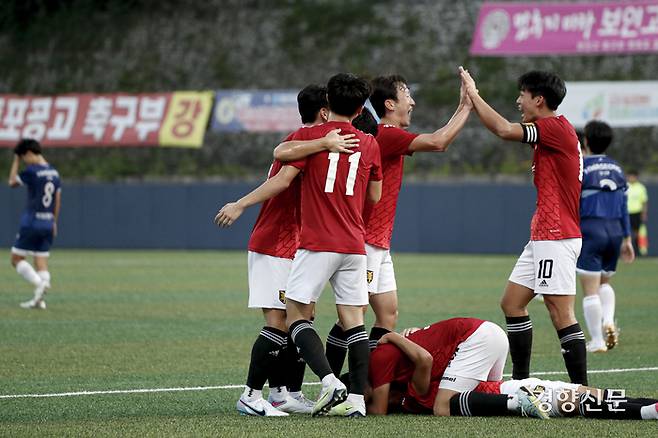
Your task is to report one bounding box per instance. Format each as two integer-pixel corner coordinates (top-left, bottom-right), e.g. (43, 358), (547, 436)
(327, 73), (371, 118)
(370, 74), (408, 118)
(352, 107), (378, 136)
(627, 168), (639, 177)
(584, 120), (613, 154)
(517, 71), (566, 111)
(297, 84), (328, 124)
(13, 138), (42, 156)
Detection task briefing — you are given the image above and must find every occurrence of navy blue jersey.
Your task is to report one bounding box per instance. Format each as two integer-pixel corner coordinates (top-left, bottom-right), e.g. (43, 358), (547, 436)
(17, 164), (61, 229)
(580, 155), (630, 237)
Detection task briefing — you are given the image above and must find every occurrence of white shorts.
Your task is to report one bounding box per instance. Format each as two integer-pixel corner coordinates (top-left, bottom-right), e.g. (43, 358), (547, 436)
(508, 238), (582, 295)
(439, 321), (509, 392)
(247, 251), (292, 310)
(286, 249), (368, 306)
(366, 244), (397, 294)
(500, 377), (580, 417)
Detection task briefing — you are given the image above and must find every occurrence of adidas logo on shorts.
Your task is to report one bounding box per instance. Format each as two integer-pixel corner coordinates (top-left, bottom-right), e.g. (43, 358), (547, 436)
(538, 279), (549, 287)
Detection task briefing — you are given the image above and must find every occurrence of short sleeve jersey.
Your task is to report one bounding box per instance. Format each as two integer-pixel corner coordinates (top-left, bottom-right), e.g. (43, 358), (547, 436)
(363, 124), (419, 249)
(521, 116), (582, 241)
(581, 155), (630, 237)
(17, 164), (61, 229)
(248, 134), (301, 259)
(369, 318), (484, 411)
(288, 121), (382, 254)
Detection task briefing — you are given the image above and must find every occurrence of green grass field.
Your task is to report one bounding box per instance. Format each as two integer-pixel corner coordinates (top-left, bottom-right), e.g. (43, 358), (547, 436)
(1, 250), (657, 437)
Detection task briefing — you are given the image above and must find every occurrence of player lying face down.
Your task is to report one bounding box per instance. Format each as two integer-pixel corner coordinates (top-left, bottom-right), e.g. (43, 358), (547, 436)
(364, 318), (549, 418)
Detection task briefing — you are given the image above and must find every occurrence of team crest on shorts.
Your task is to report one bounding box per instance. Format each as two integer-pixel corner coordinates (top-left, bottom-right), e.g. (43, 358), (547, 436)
(366, 270), (374, 284)
(278, 290), (286, 304)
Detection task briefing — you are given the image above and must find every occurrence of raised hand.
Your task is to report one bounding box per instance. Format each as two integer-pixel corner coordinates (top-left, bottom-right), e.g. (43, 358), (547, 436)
(459, 66), (478, 96)
(324, 128), (359, 154)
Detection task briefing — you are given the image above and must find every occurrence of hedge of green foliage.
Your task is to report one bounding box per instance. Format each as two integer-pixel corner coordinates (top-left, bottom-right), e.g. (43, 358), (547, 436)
(1, 0), (656, 180)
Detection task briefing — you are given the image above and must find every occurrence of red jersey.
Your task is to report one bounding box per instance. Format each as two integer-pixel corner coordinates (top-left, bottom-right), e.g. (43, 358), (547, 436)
(248, 134), (301, 259)
(289, 121), (382, 254)
(521, 116), (582, 241)
(363, 124), (419, 249)
(369, 318), (484, 412)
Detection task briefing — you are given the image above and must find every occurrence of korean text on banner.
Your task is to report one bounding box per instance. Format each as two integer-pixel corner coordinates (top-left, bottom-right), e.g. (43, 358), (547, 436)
(211, 90), (300, 133)
(470, 1), (658, 56)
(159, 91), (214, 148)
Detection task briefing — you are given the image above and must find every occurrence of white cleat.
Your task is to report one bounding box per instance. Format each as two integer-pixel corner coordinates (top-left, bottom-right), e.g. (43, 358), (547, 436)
(20, 298), (46, 310)
(517, 386), (550, 420)
(586, 340), (607, 353)
(312, 379), (347, 417)
(236, 396), (288, 417)
(327, 399), (366, 417)
(268, 394), (314, 414)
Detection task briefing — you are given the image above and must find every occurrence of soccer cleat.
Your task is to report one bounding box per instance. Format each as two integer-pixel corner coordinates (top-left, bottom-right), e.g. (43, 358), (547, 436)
(586, 340), (607, 353)
(236, 396), (289, 417)
(517, 386), (550, 420)
(20, 298), (46, 310)
(268, 394), (313, 414)
(312, 379), (347, 417)
(327, 399), (366, 417)
(604, 323), (619, 350)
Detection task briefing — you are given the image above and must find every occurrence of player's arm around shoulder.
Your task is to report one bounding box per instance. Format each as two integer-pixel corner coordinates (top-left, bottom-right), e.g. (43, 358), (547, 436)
(366, 137), (383, 203)
(273, 128), (359, 162)
(8, 155), (21, 187)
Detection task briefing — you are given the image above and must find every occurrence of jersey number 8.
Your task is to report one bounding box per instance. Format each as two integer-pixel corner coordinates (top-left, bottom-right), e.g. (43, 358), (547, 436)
(42, 181), (55, 208)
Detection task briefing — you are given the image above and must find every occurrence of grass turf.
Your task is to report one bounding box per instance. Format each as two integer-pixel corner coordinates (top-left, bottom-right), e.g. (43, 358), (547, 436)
(1, 250), (657, 436)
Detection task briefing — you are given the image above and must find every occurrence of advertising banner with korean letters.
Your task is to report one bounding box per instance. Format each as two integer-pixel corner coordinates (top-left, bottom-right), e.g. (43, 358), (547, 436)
(211, 90), (301, 133)
(471, 1), (658, 56)
(560, 81), (658, 128)
(0, 91), (213, 148)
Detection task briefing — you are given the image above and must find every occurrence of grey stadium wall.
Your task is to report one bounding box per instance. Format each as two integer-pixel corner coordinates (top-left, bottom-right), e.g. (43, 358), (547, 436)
(1, 182), (656, 255)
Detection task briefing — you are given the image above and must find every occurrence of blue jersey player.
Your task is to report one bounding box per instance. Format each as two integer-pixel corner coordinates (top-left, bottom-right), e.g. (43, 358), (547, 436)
(576, 121), (634, 353)
(8, 139), (61, 309)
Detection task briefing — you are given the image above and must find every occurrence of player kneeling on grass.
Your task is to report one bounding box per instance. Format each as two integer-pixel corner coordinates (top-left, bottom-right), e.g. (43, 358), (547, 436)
(364, 317), (548, 419)
(475, 378), (658, 420)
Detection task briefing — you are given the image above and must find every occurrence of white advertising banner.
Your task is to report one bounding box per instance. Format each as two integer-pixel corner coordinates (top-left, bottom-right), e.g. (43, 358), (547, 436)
(560, 81), (658, 128)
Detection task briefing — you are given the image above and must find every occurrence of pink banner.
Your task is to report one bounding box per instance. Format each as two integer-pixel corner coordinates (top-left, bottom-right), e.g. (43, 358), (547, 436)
(470, 1), (658, 56)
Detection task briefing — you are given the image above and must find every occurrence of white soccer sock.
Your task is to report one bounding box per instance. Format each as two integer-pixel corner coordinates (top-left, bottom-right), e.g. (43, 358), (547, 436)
(37, 270), (51, 287)
(583, 295), (604, 344)
(16, 260), (42, 287)
(599, 283), (616, 326)
(506, 394), (519, 411)
(347, 393), (365, 407)
(242, 386), (262, 401)
(289, 391), (303, 399)
(268, 385), (288, 402)
(640, 403), (658, 420)
(321, 373), (339, 387)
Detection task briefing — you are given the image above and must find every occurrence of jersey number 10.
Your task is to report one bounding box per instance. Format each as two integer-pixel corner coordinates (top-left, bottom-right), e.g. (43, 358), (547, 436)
(324, 152), (361, 196)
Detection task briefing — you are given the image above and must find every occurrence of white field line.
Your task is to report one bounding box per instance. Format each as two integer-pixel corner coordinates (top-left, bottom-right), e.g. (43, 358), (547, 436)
(1, 366), (657, 400)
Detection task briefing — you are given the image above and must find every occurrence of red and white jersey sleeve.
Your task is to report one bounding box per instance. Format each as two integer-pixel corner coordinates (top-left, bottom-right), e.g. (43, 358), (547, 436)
(247, 133), (301, 259)
(288, 121), (382, 254)
(521, 116), (582, 241)
(364, 125), (419, 249)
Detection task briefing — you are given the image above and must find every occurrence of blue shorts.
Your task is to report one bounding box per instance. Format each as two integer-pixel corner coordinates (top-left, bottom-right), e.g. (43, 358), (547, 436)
(12, 226), (54, 257)
(576, 218), (623, 276)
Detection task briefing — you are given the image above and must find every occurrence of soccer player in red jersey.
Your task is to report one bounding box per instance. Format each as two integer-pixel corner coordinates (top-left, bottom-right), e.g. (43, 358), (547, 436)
(214, 85), (358, 417)
(217, 73), (382, 417)
(459, 67), (587, 385)
(366, 318), (549, 418)
(275, 74), (473, 376)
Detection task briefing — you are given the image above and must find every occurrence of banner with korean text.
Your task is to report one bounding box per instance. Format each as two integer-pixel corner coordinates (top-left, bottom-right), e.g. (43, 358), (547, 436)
(211, 90), (300, 133)
(560, 81), (658, 128)
(470, 1), (658, 56)
(0, 91), (213, 148)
